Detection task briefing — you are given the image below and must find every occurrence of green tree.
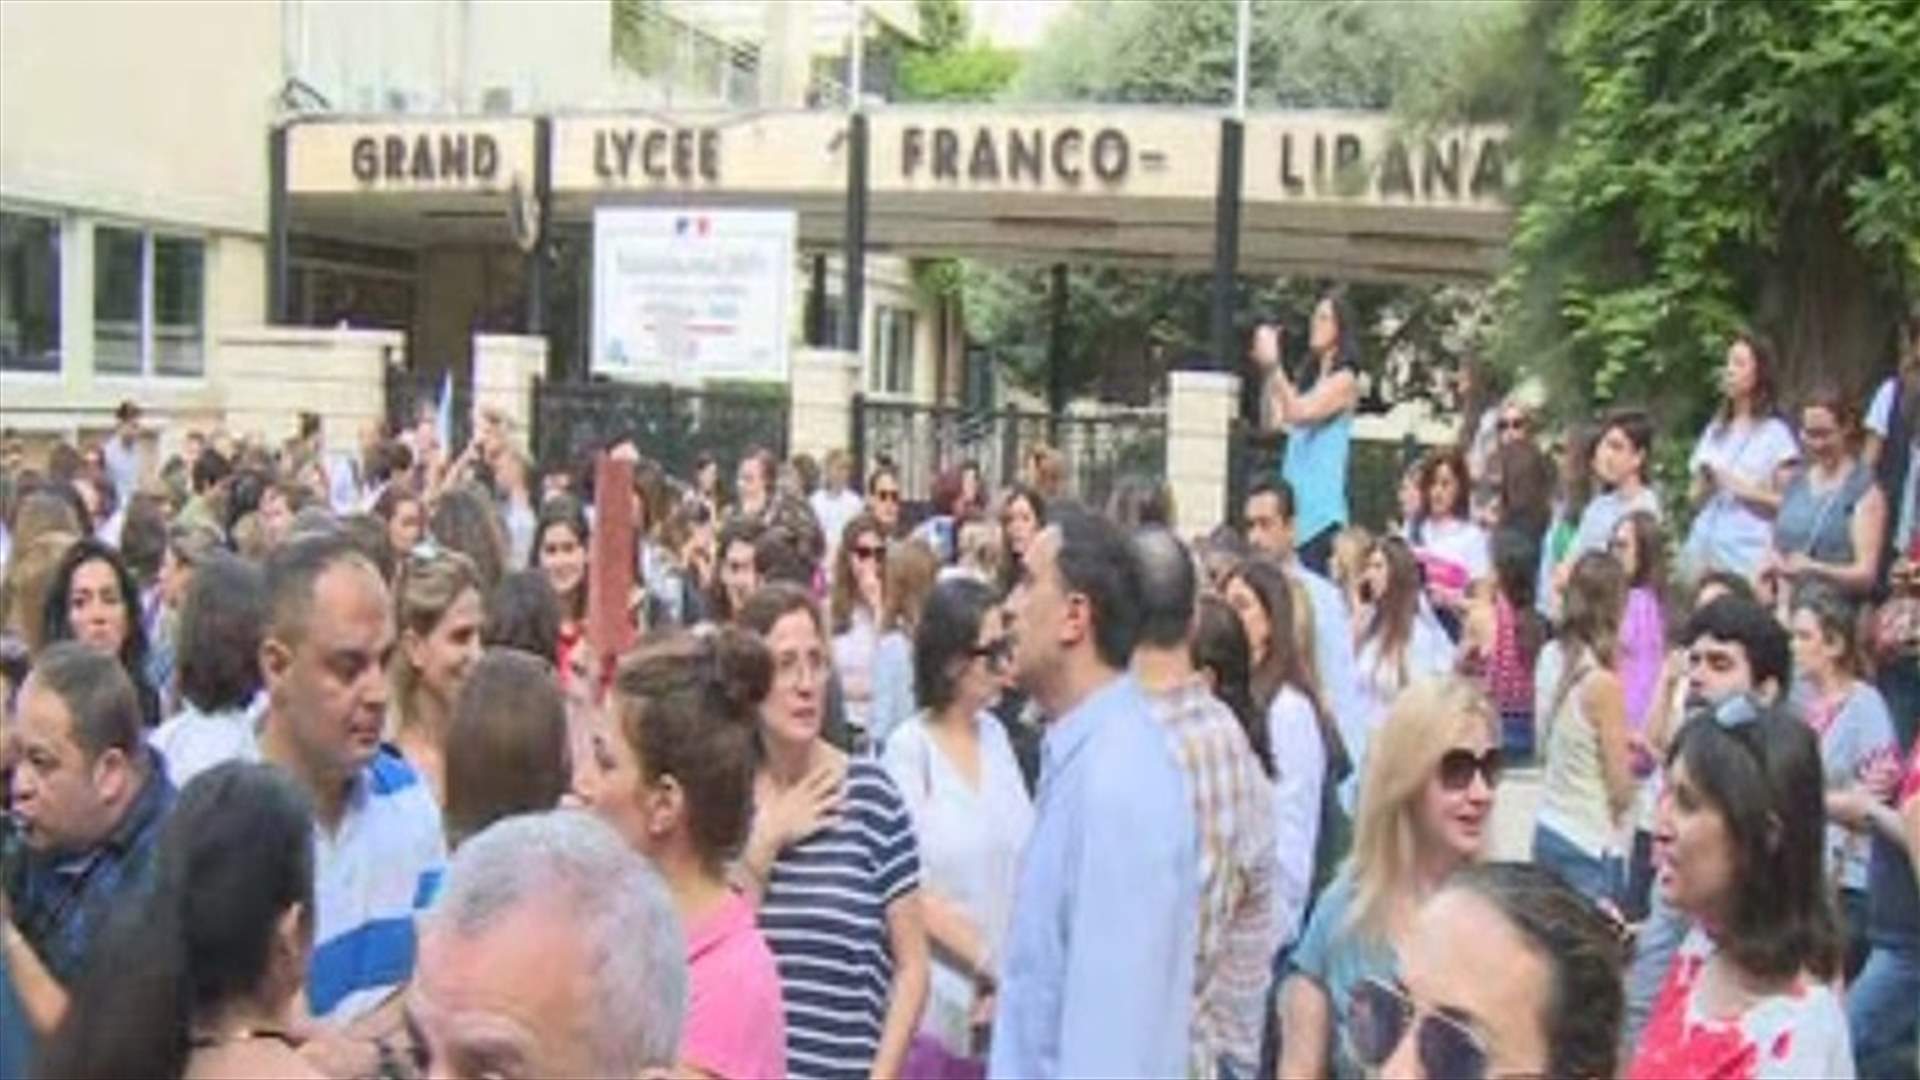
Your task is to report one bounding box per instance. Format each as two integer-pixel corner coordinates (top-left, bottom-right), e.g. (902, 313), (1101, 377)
(957, 0), (1499, 405)
(1409, 0), (1920, 439)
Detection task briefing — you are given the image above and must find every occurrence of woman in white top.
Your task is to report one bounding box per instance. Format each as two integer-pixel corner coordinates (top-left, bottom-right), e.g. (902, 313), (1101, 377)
(148, 553), (267, 788)
(829, 514), (888, 744)
(1683, 332), (1799, 581)
(1220, 561), (1348, 944)
(1349, 537), (1456, 806)
(1411, 449), (1492, 625)
(881, 577), (1033, 1076)
(1531, 552), (1636, 906)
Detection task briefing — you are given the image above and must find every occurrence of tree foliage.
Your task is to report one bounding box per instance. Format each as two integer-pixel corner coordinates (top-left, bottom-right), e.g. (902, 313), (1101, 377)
(1411, 0), (1920, 440)
(957, 0), (1499, 405)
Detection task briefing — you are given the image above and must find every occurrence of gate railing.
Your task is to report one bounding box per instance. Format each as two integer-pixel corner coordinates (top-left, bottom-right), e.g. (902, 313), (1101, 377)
(531, 377), (789, 484)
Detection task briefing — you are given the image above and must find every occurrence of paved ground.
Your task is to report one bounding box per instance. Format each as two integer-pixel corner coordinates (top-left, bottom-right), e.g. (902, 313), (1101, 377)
(1489, 766), (1545, 862)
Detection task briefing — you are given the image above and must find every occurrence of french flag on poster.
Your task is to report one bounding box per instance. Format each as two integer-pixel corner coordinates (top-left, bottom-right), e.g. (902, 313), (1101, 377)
(674, 215), (711, 238)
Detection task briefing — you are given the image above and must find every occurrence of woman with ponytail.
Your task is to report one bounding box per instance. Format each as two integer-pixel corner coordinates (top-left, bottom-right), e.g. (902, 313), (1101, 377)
(35, 761), (318, 1079)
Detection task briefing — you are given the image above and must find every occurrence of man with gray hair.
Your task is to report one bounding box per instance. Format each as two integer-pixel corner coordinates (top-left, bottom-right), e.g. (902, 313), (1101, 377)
(408, 810), (688, 1079)
(1131, 527), (1279, 1079)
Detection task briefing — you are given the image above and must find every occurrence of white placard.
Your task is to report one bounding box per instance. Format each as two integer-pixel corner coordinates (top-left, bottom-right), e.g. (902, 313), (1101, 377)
(591, 208), (796, 382)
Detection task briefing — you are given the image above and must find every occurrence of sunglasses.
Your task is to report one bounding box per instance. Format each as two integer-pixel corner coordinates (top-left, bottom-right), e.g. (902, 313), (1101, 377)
(1348, 976), (1489, 1080)
(1437, 747), (1503, 792)
(1498, 417), (1529, 432)
(851, 544), (883, 562)
(874, 489), (900, 503)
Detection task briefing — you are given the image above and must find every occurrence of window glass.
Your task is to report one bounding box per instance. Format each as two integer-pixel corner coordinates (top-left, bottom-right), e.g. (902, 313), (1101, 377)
(152, 235), (204, 375)
(0, 211), (61, 372)
(93, 225), (144, 374)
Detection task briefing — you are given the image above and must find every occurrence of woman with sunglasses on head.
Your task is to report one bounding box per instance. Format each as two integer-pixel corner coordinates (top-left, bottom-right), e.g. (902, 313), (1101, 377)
(1532, 552), (1637, 906)
(580, 628), (787, 1080)
(1787, 582), (1898, 976)
(737, 583), (930, 1080)
(880, 577), (1032, 1079)
(1768, 387), (1886, 602)
(1627, 696), (1850, 1079)
(386, 545), (485, 807)
(1352, 861), (1625, 1080)
(1682, 332), (1799, 582)
(1277, 677), (1501, 1079)
(830, 515), (889, 747)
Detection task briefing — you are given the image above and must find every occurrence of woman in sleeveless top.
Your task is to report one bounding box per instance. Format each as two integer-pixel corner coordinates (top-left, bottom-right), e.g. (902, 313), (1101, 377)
(1531, 553), (1636, 906)
(1460, 528), (1547, 763)
(1771, 389), (1887, 602)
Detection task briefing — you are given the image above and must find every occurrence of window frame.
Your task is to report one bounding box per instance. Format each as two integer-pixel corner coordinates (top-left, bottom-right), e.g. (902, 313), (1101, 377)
(91, 219), (208, 382)
(0, 205), (66, 376)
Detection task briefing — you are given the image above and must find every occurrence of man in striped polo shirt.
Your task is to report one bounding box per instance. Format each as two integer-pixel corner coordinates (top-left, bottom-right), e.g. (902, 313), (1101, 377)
(257, 534), (446, 1038)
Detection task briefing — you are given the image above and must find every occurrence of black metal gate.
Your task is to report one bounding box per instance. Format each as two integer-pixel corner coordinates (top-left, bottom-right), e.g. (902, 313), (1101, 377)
(530, 377), (789, 483)
(852, 395), (1164, 511)
(1227, 419), (1420, 532)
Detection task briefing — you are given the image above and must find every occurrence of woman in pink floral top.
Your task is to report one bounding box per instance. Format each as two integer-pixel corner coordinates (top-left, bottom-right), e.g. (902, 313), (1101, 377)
(1628, 696), (1852, 1079)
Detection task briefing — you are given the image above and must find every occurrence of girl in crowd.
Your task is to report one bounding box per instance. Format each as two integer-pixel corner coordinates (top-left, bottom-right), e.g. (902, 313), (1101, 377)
(388, 546), (485, 806)
(1561, 409), (1661, 582)
(1192, 593), (1272, 778)
(996, 484), (1045, 591)
(1609, 511), (1671, 739)
(1223, 559), (1346, 942)
(1278, 678), (1500, 1079)
(444, 648), (571, 850)
(830, 515), (888, 744)
(1770, 387), (1886, 601)
(882, 578), (1033, 1079)
(737, 583), (930, 1080)
(583, 629), (787, 1080)
(1531, 553), (1635, 905)
(1492, 437), (1557, 552)
(1682, 332), (1799, 581)
(1409, 449), (1491, 631)
(870, 539), (941, 751)
(480, 568), (562, 666)
(1459, 528), (1548, 762)
(531, 496), (590, 693)
(149, 554), (267, 789)
(1349, 537), (1454, 802)
(736, 448), (776, 520)
(1536, 422), (1595, 608)
(492, 446), (538, 570)
(43, 536), (161, 727)
(1787, 583), (1899, 975)
(37, 762), (320, 1080)
(371, 483), (424, 558)
(1627, 698), (1851, 1078)
(1253, 293), (1361, 575)
(427, 482), (508, 594)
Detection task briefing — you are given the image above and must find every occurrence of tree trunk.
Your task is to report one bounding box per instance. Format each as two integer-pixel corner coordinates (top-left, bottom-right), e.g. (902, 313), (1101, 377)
(1760, 197), (1903, 407)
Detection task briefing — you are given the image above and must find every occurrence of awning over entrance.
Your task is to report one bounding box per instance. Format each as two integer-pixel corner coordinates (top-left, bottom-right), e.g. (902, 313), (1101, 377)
(282, 107), (1511, 283)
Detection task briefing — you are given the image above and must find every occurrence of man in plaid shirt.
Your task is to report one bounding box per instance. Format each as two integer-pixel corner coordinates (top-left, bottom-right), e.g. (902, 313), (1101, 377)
(1131, 528), (1279, 1079)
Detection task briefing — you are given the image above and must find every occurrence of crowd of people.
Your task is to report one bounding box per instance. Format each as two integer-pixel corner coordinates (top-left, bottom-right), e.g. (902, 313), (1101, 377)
(0, 298), (1916, 1080)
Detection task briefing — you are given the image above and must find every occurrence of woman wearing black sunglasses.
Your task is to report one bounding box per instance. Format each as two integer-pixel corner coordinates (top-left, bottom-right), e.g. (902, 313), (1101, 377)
(1627, 697), (1849, 1078)
(1351, 861), (1625, 1080)
(1277, 677), (1500, 1079)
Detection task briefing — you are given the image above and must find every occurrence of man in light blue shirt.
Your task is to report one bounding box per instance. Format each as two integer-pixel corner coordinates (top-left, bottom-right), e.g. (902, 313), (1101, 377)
(1245, 481), (1362, 776)
(991, 509), (1198, 1079)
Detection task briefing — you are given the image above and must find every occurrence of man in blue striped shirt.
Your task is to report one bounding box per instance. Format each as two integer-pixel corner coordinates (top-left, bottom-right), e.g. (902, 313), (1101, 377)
(991, 509), (1199, 1079)
(257, 535), (446, 1037)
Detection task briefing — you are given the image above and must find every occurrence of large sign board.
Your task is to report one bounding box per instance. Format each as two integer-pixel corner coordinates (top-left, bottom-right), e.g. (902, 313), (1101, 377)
(287, 118), (537, 195)
(591, 208), (795, 383)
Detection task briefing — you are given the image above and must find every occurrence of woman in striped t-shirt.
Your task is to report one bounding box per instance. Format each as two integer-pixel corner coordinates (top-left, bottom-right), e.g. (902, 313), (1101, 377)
(738, 583), (930, 1079)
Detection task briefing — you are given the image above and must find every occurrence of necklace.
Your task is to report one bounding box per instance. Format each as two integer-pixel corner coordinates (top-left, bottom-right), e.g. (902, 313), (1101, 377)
(188, 1026), (300, 1050)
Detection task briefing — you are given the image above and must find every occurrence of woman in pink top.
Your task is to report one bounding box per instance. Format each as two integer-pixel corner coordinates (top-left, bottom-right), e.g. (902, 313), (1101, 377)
(580, 628), (788, 1080)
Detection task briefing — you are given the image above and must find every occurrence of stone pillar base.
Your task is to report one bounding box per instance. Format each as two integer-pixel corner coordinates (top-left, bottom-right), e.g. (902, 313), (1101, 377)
(1166, 370), (1240, 538)
(473, 334), (548, 453)
(788, 348), (862, 462)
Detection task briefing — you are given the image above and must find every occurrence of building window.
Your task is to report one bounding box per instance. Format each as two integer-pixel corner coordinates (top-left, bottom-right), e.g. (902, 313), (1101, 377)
(94, 224), (205, 377)
(870, 305), (915, 396)
(0, 210), (62, 372)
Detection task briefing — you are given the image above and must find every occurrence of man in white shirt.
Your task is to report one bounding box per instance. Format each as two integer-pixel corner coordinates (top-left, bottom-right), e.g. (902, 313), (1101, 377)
(101, 400), (143, 506)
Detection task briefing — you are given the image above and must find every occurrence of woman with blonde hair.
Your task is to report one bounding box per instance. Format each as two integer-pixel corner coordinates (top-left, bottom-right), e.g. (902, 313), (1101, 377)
(388, 545), (485, 805)
(1277, 677), (1501, 1079)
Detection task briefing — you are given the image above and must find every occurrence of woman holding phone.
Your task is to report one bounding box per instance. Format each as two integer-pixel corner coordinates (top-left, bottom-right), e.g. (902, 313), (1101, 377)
(1252, 295), (1361, 575)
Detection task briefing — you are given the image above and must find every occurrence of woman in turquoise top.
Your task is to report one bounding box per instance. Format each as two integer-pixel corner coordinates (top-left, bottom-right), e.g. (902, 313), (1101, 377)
(1253, 293), (1361, 576)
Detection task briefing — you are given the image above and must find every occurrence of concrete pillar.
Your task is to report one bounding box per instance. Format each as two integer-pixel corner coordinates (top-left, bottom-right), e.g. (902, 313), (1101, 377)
(218, 327), (397, 451)
(788, 347), (862, 462)
(472, 333), (548, 452)
(1166, 370), (1240, 538)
